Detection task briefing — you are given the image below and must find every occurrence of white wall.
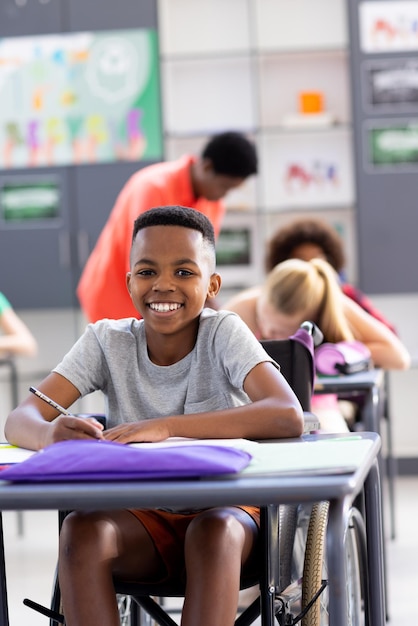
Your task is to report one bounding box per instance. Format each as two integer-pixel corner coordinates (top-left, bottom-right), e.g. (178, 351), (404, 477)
(368, 294), (418, 459)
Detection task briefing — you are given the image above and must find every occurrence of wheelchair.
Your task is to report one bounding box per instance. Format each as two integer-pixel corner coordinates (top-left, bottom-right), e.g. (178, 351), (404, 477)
(24, 322), (369, 625)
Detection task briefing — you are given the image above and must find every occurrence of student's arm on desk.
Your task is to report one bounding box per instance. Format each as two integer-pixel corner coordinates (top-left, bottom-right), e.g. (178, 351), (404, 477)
(4, 372), (104, 451)
(104, 361), (304, 445)
(343, 295), (411, 370)
(5, 363), (304, 449)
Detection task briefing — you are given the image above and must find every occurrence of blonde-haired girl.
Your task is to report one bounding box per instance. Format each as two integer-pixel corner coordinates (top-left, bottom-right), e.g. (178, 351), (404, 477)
(223, 258), (410, 431)
(224, 258), (409, 370)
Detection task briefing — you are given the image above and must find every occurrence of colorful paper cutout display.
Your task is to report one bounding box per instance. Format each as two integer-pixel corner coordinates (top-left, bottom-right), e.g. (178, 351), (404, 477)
(0, 29), (162, 169)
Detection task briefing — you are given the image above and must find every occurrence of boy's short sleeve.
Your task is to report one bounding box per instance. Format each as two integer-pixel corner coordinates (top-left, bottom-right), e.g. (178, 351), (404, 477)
(52, 313), (280, 424)
(202, 310), (279, 391)
(53, 323), (109, 395)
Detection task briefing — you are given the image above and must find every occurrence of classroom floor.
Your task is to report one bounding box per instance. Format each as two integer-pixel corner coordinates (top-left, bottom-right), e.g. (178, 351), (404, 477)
(2, 475), (417, 625)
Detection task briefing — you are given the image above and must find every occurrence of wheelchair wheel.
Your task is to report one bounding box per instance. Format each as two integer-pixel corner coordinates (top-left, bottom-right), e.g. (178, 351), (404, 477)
(118, 594), (155, 625)
(117, 594), (137, 626)
(301, 503), (366, 626)
(49, 566), (63, 626)
(301, 501), (329, 626)
(276, 503), (313, 623)
(50, 575), (143, 626)
(278, 504), (299, 590)
(346, 507), (368, 626)
(279, 503), (313, 592)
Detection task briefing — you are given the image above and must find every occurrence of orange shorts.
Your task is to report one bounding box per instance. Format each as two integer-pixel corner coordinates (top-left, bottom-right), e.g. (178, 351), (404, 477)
(128, 506), (260, 583)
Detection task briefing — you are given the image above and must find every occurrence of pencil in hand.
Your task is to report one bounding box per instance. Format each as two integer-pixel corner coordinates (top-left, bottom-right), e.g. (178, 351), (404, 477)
(29, 386), (72, 416)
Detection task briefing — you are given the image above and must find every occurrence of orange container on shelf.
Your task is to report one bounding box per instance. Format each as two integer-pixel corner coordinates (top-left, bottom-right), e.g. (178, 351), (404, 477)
(299, 91), (324, 114)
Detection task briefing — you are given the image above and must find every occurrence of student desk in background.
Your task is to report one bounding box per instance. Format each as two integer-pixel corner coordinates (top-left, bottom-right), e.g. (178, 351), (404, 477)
(0, 433), (385, 626)
(314, 368), (397, 540)
(314, 368), (385, 434)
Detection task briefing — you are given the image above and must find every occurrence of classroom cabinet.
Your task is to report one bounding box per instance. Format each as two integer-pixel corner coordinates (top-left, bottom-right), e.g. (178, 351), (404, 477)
(346, 0), (418, 294)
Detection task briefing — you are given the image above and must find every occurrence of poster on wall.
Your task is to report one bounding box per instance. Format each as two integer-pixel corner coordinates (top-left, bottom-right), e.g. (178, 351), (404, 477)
(262, 129), (354, 210)
(215, 211), (262, 288)
(0, 29), (162, 170)
(362, 58), (418, 111)
(359, 1), (418, 53)
(364, 119), (418, 169)
(0, 179), (60, 222)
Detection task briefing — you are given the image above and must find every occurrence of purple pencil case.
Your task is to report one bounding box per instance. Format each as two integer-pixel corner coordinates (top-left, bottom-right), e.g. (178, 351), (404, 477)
(0, 439), (252, 483)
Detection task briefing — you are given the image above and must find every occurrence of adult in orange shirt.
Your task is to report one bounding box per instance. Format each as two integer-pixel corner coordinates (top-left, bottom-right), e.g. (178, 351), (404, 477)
(77, 132), (258, 322)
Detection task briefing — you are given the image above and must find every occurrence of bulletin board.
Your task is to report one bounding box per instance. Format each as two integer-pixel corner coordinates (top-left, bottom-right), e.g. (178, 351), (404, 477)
(0, 28), (162, 170)
(0, 0), (163, 309)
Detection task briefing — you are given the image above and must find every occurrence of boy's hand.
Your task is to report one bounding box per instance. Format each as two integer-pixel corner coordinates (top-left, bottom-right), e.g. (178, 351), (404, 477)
(44, 415), (104, 446)
(104, 419), (170, 444)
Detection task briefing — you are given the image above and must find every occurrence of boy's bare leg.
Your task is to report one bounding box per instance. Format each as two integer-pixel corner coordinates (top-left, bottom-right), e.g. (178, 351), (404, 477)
(58, 510), (163, 626)
(181, 507), (258, 626)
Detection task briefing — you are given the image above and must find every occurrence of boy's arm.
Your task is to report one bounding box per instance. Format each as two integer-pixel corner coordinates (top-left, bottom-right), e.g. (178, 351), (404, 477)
(104, 361), (304, 444)
(4, 372), (104, 450)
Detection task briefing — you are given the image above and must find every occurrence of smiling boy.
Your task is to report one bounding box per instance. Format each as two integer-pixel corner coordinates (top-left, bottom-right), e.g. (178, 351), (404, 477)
(5, 205), (303, 626)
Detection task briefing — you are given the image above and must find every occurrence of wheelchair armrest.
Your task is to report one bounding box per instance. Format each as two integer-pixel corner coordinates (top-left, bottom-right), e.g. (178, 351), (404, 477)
(301, 320), (324, 347)
(303, 411), (321, 433)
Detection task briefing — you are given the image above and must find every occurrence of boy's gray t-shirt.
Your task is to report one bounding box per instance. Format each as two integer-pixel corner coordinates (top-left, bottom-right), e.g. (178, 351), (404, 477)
(53, 308), (278, 428)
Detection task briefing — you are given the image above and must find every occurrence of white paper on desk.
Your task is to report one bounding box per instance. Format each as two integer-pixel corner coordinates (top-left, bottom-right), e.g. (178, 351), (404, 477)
(240, 438), (374, 476)
(0, 443), (36, 464)
(129, 438), (259, 455)
(0, 439), (258, 468)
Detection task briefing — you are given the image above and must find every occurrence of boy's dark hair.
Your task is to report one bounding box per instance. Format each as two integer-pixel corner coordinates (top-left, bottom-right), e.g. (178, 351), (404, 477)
(266, 218), (346, 273)
(132, 205), (216, 251)
(202, 132), (258, 178)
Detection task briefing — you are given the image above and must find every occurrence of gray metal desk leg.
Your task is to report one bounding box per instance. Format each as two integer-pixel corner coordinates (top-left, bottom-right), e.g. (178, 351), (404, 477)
(362, 386), (390, 618)
(0, 513), (10, 626)
(326, 497), (350, 625)
(0, 359), (24, 539)
(259, 505), (279, 626)
(362, 386), (380, 434)
(364, 460), (386, 626)
(382, 372), (397, 540)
